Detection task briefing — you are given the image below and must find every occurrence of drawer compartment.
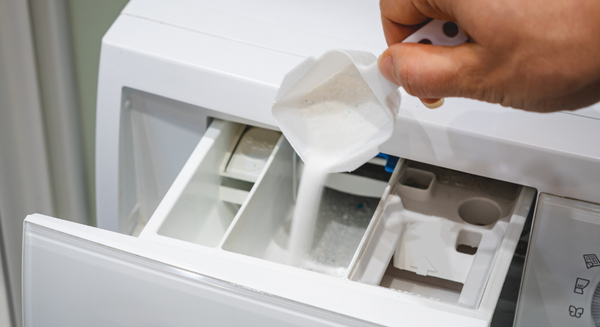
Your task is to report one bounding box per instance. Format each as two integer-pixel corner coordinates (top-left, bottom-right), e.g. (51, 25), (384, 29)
(137, 116), (534, 321)
(349, 162), (535, 308)
(222, 149), (397, 277)
(139, 119), (282, 248)
(131, 115), (534, 325)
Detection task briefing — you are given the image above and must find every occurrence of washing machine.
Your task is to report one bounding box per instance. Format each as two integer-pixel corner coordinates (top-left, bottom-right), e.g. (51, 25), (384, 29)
(22, 0), (600, 326)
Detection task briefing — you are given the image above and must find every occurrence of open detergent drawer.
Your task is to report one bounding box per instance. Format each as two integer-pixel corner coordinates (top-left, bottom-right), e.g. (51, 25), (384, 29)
(137, 118), (535, 325)
(141, 117), (397, 276)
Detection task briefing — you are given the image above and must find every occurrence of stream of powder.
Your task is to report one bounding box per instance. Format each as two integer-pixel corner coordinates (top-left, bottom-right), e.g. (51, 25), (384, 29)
(288, 65), (390, 267)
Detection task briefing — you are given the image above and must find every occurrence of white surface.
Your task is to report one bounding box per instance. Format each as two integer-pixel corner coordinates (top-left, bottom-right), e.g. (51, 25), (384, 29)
(122, 90), (211, 235)
(515, 194), (600, 326)
(324, 173), (387, 198)
(355, 196), (405, 286)
(272, 50), (399, 173)
(84, 1), (600, 327)
(402, 19), (468, 45)
(395, 213), (479, 284)
(24, 211), (491, 327)
(353, 177), (535, 311)
(397, 168), (436, 202)
(23, 154), (532, 326)
(564, 106), (600, 120)
(0, 0), (56, 325)
(139, 119), (246, 247)
(223, 139), (391, 278)
(223, 127), (281, 183)
(22, 215), (379, 327)
(131, 125), (528, 324)
(219, 186), (249, 206)
(273, 18), (467, 177)
(97, 0), (600, 232)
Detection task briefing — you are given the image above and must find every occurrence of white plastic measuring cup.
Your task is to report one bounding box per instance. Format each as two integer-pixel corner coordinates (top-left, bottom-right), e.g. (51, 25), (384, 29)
(272, 19), (467, 173)
(272, 50), (400, 173)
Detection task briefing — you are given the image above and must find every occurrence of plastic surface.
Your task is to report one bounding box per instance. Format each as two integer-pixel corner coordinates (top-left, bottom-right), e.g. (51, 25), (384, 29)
(23, 215), (378, 327)
(515, 194), (600, 327)
(137, 119), (245, 247)
(222, 127), (281, 183)
(222, 141), (390, 278)
(272, 50), (400, 173)
(85, 1), (600, 326)
(139, 119), (286, 249)
(22, 210), (490, 327)
(376, 153), (400, 173)
(109, 89), (210, 235)
(25, 139), (536, 327)
(96, 0), (600, 235)
(324, 173), (387, 198)
(271, 19), (466, 173)
(403, 19), (469, 45)
(143, 127), (390, 277)
(351, 164), (535, 311)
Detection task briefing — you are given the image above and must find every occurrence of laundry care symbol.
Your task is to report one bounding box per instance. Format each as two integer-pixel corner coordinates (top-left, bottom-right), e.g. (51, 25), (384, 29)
(583, 254), (600, 269)
(569, 305), (584, 318)
(574, 278), (590, 294)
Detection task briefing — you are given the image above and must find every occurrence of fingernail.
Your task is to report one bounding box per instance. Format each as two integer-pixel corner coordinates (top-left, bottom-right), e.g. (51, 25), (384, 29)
(421, 98), (445, 109)
(378, 53), (399, 85)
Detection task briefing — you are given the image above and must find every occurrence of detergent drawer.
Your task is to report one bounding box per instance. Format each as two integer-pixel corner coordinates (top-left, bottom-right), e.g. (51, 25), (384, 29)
(139, 117), (395, 277)
(129, 117), (535, 326)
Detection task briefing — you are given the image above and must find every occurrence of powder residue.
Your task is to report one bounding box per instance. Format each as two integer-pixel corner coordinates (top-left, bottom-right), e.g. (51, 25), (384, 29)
(288, 65), (390, 266)
(298, 65), (390, 164)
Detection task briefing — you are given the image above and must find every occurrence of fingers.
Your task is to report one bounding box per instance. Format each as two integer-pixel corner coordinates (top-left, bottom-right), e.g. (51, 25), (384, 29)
(380, 0), (463, 45)
(380, 0), (458, 26)
(380, 0), (431, 46)
(381, 15), (426, 45)
(379, 0), (479, 105)
(378, 42), (481, 99)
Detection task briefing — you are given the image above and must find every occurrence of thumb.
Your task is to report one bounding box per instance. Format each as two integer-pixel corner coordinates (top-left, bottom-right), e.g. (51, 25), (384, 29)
(378, 42), (481, 100)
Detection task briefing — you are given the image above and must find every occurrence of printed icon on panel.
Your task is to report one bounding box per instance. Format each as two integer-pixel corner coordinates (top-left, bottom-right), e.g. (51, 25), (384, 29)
(584, 254), (600, 269)
(574, 278), (590, 294)
(569, 305), (584, 318)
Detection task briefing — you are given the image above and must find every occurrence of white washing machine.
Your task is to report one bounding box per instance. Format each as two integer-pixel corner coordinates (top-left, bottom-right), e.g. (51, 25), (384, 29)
(21, 0), (600, 326)
(515, 194), (600, 326)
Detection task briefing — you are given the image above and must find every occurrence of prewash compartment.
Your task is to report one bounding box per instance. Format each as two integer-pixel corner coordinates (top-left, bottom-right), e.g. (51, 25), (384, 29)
(222, 144), (397, 278)
(139, 119), (282, 247)
(350, 162), (535, 309)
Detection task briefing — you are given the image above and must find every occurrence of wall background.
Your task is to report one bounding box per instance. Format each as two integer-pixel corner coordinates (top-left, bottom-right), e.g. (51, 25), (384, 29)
(0, 1), (128, 326)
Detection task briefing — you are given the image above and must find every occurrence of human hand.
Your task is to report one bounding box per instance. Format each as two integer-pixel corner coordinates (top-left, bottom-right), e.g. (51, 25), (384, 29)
(377, 0), (600, 112)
